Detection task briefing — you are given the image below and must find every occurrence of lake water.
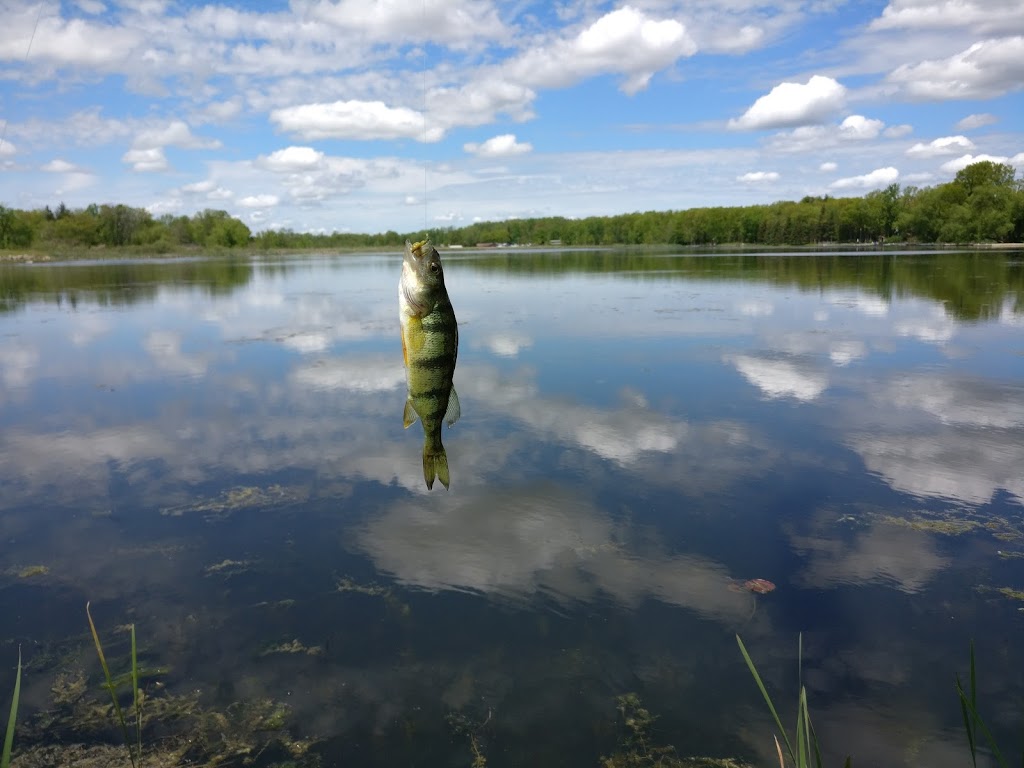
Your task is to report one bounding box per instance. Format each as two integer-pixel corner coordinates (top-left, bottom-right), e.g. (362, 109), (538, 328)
(1, 248), (1023, 767)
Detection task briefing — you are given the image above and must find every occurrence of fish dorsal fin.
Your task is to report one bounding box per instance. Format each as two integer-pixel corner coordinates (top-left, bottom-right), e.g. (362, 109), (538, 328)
(445, 387), (461, 428)
(403, 398), (419, 428)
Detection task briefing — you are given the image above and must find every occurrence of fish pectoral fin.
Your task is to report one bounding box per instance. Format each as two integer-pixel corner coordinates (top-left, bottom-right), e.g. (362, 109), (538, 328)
(444, 387), (461, 428)
(402, 399), (419, 428)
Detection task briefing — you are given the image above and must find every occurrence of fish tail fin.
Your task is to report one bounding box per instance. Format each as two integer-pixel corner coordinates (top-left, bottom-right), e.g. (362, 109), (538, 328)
(422, 445), (450, 491)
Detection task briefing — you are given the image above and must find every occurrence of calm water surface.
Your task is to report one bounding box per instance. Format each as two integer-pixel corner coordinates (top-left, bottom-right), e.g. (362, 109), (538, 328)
(1, 249), (1023, 767)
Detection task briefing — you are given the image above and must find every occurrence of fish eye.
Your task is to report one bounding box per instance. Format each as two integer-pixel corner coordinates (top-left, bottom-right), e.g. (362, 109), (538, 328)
(429, 263), (440, 274)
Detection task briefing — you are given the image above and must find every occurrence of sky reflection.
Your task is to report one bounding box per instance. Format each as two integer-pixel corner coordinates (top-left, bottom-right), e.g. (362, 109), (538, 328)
(1, 250), (1023, 766)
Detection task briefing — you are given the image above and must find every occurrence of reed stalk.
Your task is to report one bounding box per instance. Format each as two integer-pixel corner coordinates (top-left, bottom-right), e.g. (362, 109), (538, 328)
(86, 602), (141, 768)
(1, 648), (21, 768)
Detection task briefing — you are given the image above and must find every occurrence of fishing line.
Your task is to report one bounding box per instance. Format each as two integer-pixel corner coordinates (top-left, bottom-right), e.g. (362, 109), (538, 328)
(421, 0), (428, 235)
(0, 2), (45, 161)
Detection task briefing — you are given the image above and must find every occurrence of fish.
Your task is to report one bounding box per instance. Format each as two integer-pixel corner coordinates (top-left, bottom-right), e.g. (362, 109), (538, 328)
(399, 238), (460, 489)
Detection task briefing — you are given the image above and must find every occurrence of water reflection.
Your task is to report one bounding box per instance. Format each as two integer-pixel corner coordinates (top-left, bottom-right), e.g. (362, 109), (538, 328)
(1, 248), (1023, 766)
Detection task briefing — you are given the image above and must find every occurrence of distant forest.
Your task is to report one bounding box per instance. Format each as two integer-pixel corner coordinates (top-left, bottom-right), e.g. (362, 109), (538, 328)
(1, 160), (1021, 253)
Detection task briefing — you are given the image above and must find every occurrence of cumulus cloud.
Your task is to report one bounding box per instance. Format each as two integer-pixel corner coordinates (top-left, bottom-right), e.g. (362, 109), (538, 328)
(831, 167), (900, 190)
(270, 100), (443, 142)
(768, 115), (886, 153)
(887, 37), (1024, 100)
(939, 153), (1010, 173)
(258, 146), (326, 172)
(819, 161), (838, 172)
(737, 171), (779, 182)
(308, 0), (508, 45)
(132, 120), (221, 150)
(839, 115), (885, 139)
(906, 135), (976, 157)
(729, 75), (846, 130)
(955, 113), (997, 130)
(464, 134), (532, 158)
(870, 0), (1024, 35)
(238, 194), (279, 208)
(41, 159), (79, 173)
(506, 5), (697, 95)
(122, 147), (167, 172)
(0, 12), (142, 67)
(0, 139), (16, 157)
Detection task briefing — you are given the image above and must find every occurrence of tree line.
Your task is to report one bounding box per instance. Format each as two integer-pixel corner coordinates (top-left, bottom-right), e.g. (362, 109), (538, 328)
(2, 161), (1021, 253)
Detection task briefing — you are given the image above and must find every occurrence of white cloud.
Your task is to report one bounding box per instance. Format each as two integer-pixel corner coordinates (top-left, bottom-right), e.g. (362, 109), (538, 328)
(939, 153), (1010, 174)
(506, 6), (697, 95)
(238, 194), (279, 208)
(132, 120), (221, 150)
(122, 147), (167, 172)
(887, 37), (1024, 100)
(308, 0), (508, 46)
(870, 1), (1024, 35)
(820, 161), (838, 172)
(737, 171), (779, 182)
(270, 100), (444, 142)
(831, 167), (900, 190)
(729, 75), (846, 130)
(906, 135), (975, 157)
(41, 159), (78, 173)
(464, 134), (533, 158)
(1, 13), (142, 68)
(0, 139), (16, 157)
(258, 146), (326, 172)
(956, 113), (998, 130)
(839, 115), (885, 139)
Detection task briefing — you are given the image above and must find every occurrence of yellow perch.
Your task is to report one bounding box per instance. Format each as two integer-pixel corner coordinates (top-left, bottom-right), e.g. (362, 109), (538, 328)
(399, 239), (460, 490)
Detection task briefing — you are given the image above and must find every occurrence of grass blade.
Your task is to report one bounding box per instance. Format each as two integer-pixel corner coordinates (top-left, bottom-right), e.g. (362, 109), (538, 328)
(131, 624), (141, 763)
(2, 647), (21, 768)
(736, 634), (796, 763)
(956, 685), (1010, 768)
(86, 602), (138, 768)
(957, 675), (978, 767)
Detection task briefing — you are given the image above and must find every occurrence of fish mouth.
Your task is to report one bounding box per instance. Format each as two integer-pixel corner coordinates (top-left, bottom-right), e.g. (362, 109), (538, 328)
(404, 238), (430, 266)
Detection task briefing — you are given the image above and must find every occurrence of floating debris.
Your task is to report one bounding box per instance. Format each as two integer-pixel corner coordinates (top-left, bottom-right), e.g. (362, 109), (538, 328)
(728, 578), (776, 594)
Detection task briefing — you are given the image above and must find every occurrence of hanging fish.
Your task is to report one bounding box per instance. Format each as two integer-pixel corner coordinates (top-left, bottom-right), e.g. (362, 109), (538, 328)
(399, 239), (460, 490)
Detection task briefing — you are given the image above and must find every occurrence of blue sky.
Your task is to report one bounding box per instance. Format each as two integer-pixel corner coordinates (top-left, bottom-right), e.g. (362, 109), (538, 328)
(1, 0), (1022, 234)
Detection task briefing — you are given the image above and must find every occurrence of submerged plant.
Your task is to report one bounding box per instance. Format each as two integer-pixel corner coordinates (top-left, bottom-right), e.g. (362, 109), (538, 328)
(86, 602), (142, 768)
(2, 648), (21, 768)
(735, 634), (850, 768)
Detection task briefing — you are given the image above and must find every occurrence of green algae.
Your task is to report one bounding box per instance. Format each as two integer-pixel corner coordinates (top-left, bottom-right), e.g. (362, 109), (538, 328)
(161, 484), (309, 520)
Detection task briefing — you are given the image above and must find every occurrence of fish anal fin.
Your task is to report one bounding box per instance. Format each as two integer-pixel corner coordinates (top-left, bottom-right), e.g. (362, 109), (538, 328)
(444, 387), (461, 428)
(403, 399), (419, 428)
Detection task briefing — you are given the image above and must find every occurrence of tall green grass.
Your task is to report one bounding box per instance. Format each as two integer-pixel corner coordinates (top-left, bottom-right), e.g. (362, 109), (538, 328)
(1, 648), (20, 768)
(736, 634), (851, 768)
(86, 602), (142, 768)
(956, 641), (1021, 768)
